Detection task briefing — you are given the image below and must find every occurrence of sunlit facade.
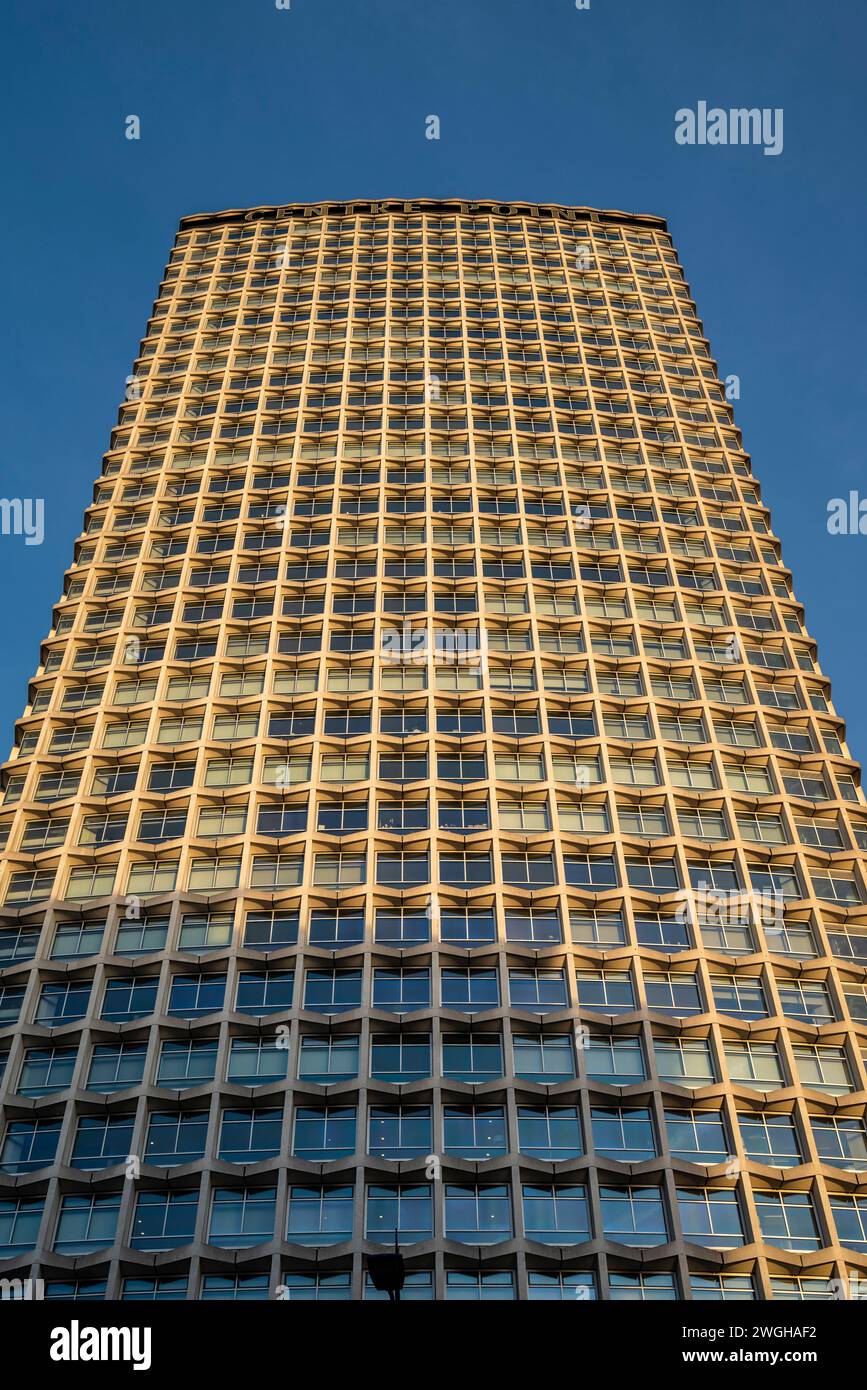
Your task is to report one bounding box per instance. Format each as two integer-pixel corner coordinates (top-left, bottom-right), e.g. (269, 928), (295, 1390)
(1, 198), (866, 1301)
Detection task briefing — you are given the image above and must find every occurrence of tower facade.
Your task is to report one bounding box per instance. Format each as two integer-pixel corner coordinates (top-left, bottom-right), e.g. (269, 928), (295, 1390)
(1, 198), (866, 1302)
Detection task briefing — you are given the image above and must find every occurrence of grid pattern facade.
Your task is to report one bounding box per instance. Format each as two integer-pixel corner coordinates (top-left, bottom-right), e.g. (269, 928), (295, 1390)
(1, 197), (867, 1303)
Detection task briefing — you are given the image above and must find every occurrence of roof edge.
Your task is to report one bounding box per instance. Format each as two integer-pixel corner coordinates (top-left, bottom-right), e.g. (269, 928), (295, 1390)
(178, 197), (668, 233)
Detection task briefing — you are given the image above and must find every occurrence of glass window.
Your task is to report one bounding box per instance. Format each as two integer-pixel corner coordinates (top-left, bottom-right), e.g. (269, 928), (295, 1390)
(445, 1185), (512, 1243)
(130, 1189), (198, 1251)
(599, 1185), (668, 1246)
(591, 1107), (656, 1162)
(754, 1189), (821, 1252)
(527, 1270), (596, 1301)
(585, 1033), (645, 1085)
(1, 1118), (62, 1174)
(287, 1185), (354, 1246)
(522, 1185), (590, 1244)
(371, 1034), (432, 1084)
(146, 1110), (209, 1166)
(54, 1192), (121, 1254)
(665, 1109), (728, 1163)
(445, 1270), (515, 1300)
(297, 1034), (359, 1084)
(365, 1185), (433, 1245)
(218, 1108), (283, 1164)
(676, 1187), (744, 1248)
(70, 1115), (136, 1170)
(368, 1106), (432, 1160)
(443, 1106), (507, 1160)
(208, 1187), (277, 1248)
(292, 1107), (356, 1161)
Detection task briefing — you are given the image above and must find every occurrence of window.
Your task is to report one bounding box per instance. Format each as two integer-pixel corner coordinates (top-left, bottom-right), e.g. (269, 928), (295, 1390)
(829, 1195), (867, 1251)
(131, 1189), (199, 1251)
(119, 1275), (187, 1300)
(724, 1039), (785, 1091)
(586, 1033), (646, 1085)
(565, 854), (618, 889)
(711, 973), (767, 1020)
(676, 1187), (743, 1248)
(200, 1274), (270, 1301)
(167, 972), (226, 1018)
(690, 1274), (754, 1301)
(208, 1187), (277, 1248)
(445, 1185), (512, 1243)
(440, 907), (496, 944)
(505, 909), (562, 944)
(146, 1110), (209, 1166)
(244, 909), (299, 950)
(87, 1042), (147, 1093)
(70, 1115), (136, 1170)
(287, 1185), (354, 1246)
(0, 1197), (44, 1257)
(368, 1106), (432, 1160)
(36, 980), (92, 1025)
(178, 911), (233, 951)
(298, 1034), (359, 1085)
(1, 924), (43, 964)
(115, 917), (169, 956)
(226, 1037), (288, 1087)
(769, 1276), (836, 1301)
(513, 1033), (573, 1083)
(600, 1185), (668, 1246)
(235, 969), (295, 1016)
(290, 1107), (356, 1161)
(102, 975), (159, 1023)
(442, 967), (500, 1013)
(810, 1115), (867, 1171)
(665, 1108), (728, 1163)
(522, 1184), (590, 1244)
(303, 969), (362, 1014)
(655, 1036), (716, 1088)
(609, 1272), (677, 1301)
(365, 1185), (433, 1244)
(16, 1046), (78, 1097)
(54, 1192), (121, 1254)
(570, 909), (626, 948)
(737, 1111), (801, 1166)
(1, 1118), (62, 1174)
(279, 1272), (353, 1301)
(778, 978), (835, 1024)
(371, 1034), (432, 1084)
(374, 908), (430, 946)
(793, 1045), (853, 1095)
(754, 1189), (821, 1252)
(592, 1107), (656, 1161)
(376, 851), (431, 888)
(576, 969), (635, 1013)
(508, 968), (568, 1013)
(445, 1271), (515, 1301)
(645, 970), (702, 1016)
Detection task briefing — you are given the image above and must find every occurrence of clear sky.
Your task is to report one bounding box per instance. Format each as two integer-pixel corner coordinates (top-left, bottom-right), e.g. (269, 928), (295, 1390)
(1, 0), (866, 756)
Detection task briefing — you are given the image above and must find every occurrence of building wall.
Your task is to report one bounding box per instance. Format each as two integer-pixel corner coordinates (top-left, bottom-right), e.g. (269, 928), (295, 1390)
(0, 198), (866, 1302)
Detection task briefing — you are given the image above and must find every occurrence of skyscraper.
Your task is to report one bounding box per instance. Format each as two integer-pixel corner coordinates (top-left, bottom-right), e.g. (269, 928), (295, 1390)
(1, 197), (866, 1302)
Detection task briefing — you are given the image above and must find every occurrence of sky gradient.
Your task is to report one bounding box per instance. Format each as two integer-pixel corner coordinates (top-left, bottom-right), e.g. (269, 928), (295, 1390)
(1, 0), (866, 754)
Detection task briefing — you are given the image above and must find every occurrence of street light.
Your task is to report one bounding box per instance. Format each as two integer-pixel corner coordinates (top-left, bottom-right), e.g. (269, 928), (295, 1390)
(367, 1232), (406, 1302)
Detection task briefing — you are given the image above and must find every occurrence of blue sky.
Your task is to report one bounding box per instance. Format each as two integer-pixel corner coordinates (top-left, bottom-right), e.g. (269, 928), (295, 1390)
(1, 0), (866, 755)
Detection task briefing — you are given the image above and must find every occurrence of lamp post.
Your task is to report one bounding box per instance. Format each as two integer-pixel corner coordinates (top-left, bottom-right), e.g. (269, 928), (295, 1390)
(367, 1232), (406, 1302)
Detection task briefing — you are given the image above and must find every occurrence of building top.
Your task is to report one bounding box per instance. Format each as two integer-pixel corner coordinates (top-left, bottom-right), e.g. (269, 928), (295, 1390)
(179, 196), (668, 233)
